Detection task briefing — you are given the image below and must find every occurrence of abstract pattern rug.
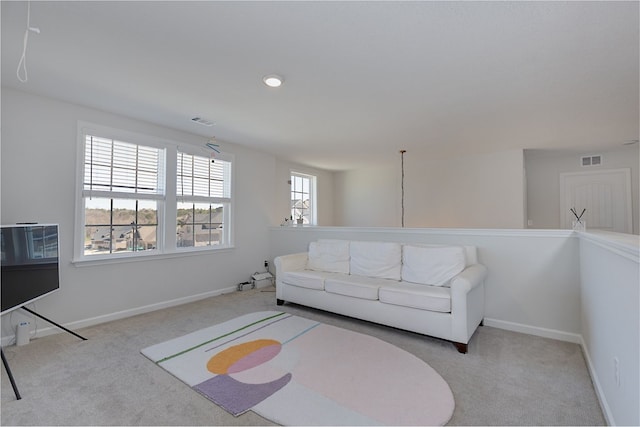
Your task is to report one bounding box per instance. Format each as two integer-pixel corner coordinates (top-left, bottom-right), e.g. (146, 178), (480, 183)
(141, 311), (454, 425)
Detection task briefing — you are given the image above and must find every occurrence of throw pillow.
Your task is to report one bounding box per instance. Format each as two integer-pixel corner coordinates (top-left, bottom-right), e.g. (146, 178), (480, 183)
(401, 245), (466, 286)
(350, 241), (402, 280)
(307, 240), (350, 274)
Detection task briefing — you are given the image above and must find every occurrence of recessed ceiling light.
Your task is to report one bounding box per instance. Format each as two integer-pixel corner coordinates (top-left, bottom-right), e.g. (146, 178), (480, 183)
(263, 74), (284, 88)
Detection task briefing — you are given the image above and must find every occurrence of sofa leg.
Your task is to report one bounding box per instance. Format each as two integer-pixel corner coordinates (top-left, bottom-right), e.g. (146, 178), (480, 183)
(453, 342), (468, 354)
(276, 299), (285, 306)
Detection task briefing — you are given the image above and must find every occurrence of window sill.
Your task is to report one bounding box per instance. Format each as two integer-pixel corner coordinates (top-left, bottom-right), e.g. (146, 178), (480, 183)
(71, 246), (235, 267)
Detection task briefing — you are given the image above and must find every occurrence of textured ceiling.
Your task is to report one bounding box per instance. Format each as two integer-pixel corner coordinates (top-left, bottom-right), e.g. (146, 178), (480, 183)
(2, 1), (638, 170)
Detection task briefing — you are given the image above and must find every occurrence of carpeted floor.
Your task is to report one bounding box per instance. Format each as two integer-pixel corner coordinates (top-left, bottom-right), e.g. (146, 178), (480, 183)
(1, 287), (605, 426)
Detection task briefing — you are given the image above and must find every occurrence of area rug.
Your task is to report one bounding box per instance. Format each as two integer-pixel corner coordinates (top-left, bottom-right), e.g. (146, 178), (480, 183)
(141, 311), (454, 425)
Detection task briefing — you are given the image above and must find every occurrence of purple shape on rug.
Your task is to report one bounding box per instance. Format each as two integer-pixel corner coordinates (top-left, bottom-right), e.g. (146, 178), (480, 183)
(194, 373), (292, 416)
(228, 344), (282, 374)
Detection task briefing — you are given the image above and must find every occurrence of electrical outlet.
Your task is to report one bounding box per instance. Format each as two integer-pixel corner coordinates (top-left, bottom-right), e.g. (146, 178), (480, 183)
(264, 260), (269, 269)
(613, 357), (620, 387)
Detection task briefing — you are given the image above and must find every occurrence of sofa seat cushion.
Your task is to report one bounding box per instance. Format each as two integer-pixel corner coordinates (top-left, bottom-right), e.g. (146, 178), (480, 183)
(379, 282), (451, 313)
(281, 270), (341, 290)
(325, 276), (390, 300)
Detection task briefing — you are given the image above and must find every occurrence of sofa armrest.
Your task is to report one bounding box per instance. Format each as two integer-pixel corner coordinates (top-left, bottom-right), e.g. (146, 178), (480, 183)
(450, 264), (488, 293)
(450, 263), (487, 344)
(274, 252), (308, 274)
(275, 252), (308, 301)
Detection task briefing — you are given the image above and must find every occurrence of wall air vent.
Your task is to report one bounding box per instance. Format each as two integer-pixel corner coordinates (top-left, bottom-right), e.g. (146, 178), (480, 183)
(191, 117), (215, 126)
(581, 155), (602, 167)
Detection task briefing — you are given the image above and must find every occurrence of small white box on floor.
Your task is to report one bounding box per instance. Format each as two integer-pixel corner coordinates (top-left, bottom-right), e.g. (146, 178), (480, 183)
(251, 272), (274, 288)
(16, 321), (30, 346)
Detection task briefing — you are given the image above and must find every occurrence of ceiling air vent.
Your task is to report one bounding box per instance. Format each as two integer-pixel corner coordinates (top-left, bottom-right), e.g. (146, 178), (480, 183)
(191, 117), (215, 126)
(581, 155), (602, 167)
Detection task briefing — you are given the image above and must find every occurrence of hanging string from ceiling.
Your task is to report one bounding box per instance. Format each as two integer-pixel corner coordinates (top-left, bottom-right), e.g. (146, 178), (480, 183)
(400, 150), (406, 228)
(17, 0), (40, 83)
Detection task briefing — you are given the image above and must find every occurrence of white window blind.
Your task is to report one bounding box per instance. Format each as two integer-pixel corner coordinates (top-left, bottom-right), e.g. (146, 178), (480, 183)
(177, 152), (231, 199)
(84, 136), (163, 195)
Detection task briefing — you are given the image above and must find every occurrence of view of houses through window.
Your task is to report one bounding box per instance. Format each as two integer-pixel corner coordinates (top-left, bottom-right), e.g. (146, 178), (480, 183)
(290, 172), (316, 225)
(176, 203), (224, 247)
(84, 198), (157, 255)
(176, 151), (231, 248)
(79, 129), (232, 259)
(82, 135), (163, 256)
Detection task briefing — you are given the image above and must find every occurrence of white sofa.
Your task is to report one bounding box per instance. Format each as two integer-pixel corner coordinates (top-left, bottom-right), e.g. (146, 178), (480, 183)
(275, 240), (487, 353)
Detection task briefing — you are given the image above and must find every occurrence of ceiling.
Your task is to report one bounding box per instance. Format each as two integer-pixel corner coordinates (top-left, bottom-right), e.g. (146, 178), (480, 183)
(2, 1), (638, 171)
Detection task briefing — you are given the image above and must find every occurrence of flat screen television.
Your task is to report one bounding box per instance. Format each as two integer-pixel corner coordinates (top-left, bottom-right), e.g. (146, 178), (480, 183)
(1, 224), (60, 315)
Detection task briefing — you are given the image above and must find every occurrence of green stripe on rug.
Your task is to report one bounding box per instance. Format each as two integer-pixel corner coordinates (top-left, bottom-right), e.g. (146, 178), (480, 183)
(157, 312), (287, 364)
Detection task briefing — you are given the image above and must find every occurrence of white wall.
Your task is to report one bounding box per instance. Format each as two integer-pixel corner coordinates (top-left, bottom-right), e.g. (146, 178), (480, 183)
(579, 232), (639, 426)
(334, 149), (526, 229)
(0, 88), (279, 339)
(275, 159), (335, 226)
(269, 226), (582, 341)
(525, 146), (639, 234)
(333, 163), (399, 227)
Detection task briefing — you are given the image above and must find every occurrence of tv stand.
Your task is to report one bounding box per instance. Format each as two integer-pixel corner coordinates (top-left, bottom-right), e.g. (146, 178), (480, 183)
(1, 307), (87, 400)
(1, 349), (21, 400)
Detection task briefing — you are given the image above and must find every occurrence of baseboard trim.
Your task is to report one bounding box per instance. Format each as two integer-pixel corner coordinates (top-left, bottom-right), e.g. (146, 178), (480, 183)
(483, 318), (582, 344)
(1, 286), (237, 346)
(580, 336), (615, 426)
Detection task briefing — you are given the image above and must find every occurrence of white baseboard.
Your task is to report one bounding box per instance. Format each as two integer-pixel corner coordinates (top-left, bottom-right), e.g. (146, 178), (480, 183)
(580, 336), (615, 426)
(1, 286), (237, 346)
(483, 317), (582, 344)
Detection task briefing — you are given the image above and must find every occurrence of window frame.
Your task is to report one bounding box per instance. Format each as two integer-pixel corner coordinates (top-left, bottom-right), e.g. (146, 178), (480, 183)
(290, 171), (317, 225)
(175, 146), (233, 250)
(74, 122), (234, 264)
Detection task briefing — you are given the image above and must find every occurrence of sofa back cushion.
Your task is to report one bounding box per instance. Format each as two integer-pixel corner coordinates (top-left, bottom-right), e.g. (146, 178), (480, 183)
(307, 240), (350, 274)
(350, 241), (402, 280)
(401, 245), (467, 286)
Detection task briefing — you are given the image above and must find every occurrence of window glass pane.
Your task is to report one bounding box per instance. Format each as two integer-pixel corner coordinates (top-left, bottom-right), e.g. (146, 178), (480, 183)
(208, 204), (224, 246)
(136, 225), (157, 251)
(85, 198), (111, 225)
(112, 199), (136, 224)
(85, 225), (111, 255)
(138, 200), (157, 225)
(176, 201), (194, 247)
(291, 173), (314, 225)
(83, 197), (157, 256)
(176, 202), (224, 247)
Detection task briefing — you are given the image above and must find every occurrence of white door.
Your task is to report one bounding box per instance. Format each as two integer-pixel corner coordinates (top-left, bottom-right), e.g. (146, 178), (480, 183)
(559, 169), (632, 233)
